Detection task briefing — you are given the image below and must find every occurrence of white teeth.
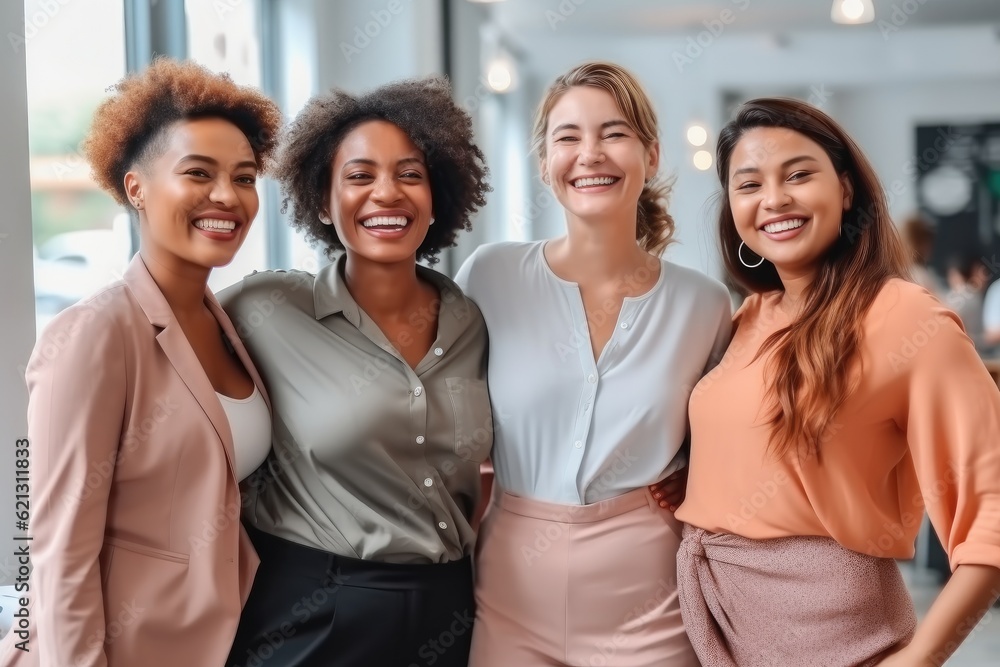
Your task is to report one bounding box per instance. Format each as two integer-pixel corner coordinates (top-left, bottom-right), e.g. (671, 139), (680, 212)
(572, 176), (618, 188)
(763, 218), (806, 234)
(194, 218), (237, 232)
(362, 216), (408, 228)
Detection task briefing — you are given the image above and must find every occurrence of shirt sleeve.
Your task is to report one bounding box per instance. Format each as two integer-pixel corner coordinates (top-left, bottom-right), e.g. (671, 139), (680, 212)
(28, 303), (127, 666)
(896, 289), (1000, 570)
(452, 247), (480, 297)
(705, 289), (734, 374)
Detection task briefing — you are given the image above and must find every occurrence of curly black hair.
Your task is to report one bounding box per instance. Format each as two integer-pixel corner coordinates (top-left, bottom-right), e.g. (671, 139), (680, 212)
(275, 77), (490, 264)
(84, 58), (283, 207)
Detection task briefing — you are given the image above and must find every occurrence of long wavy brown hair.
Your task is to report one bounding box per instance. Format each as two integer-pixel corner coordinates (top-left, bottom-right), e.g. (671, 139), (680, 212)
(716, 98), (910, 459)
(531, 61), (674, 255)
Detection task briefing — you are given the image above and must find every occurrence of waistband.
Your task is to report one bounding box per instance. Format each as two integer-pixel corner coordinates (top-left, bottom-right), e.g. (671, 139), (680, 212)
(679, 524), (893, 565)
(496, 486), (659, 523)
(246, 522), (472, 590)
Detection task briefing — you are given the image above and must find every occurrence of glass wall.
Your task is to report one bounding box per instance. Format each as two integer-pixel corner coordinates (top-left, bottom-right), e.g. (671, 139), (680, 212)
(25, 0), (269, 333)
(24, 0), (128, 333)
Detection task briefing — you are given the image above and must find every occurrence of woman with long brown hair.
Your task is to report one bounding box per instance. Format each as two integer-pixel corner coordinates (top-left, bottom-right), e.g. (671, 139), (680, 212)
(675, 98), (1000, 666)
(457, 61), (730, 666)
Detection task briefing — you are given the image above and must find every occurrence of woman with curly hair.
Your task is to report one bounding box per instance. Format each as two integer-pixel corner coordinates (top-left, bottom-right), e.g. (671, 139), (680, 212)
(456, 61), (729, 666)
(0, 59), (282, 667)
(220, 77), (491, 667)
(675, 98), (1000, 665)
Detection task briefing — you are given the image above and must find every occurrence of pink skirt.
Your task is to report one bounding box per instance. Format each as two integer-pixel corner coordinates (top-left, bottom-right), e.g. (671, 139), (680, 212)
(677, 525), (917, 666)
(470, 487), (699, 667)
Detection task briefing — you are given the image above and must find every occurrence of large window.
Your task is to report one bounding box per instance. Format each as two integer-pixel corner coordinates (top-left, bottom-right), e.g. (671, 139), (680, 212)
(26, 0), (271, 334)
(25, 0), (128, 333)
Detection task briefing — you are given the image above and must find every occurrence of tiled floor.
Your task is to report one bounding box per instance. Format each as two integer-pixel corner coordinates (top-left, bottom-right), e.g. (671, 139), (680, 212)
(902, 561), (1000, 665)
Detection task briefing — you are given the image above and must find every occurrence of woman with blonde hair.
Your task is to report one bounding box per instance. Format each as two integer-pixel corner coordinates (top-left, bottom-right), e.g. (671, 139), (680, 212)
(457, 61), (729, 666)
(675, 98), (1000, 666)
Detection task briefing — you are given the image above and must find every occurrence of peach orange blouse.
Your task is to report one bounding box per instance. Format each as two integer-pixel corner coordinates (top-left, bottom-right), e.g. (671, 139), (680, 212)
(676, 279), (1000, 569)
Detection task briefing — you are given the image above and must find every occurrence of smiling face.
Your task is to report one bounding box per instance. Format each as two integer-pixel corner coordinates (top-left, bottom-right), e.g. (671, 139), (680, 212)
(727, 126), (852, 279)
(326, 120), (433, 266)
(541, 85), (658, 224)
(127, 117), (259, 272)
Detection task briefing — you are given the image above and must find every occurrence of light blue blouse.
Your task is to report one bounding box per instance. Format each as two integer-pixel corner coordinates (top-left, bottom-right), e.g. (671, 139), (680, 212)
(456, 241), (732, 505)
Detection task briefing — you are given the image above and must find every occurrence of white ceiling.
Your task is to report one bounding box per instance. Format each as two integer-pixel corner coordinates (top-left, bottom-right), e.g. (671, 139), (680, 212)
(486, 0), (1000, 39)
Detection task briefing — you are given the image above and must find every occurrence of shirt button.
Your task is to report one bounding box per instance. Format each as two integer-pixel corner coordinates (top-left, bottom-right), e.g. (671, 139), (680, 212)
(620, 322), (629, 329)
(416, 435), (425, 444)
(587, 374), (596, 384)
(574, 440), (582, 448)
(438, 521), (448, 530)
(424, 478), (433, 487)
(414, 386), (423, 396)
(434, 347), (444, 356)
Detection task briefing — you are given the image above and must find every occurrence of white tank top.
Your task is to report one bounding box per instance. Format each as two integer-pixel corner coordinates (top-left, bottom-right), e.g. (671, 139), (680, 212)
(216, 385), (271, 481)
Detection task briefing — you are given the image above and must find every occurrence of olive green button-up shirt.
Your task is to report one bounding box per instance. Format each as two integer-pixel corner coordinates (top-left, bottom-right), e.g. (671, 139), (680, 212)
(219, 256), (492, 564)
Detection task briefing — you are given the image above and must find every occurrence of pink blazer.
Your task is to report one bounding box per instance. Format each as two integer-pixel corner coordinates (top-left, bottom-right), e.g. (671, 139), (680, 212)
(0, 256), (270, 667)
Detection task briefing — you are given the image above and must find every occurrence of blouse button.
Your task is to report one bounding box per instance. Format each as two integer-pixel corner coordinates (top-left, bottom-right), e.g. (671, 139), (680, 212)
(434, 347), (444, 356)
(620, 322), (629, 329)
(416, 435), (426, 444)
(574, 440), (582, 448)
(587, 374), (596, 384)
(438, 521), (448, 530)
(414, 386), (424, 396)
(424, 478), (433, 487)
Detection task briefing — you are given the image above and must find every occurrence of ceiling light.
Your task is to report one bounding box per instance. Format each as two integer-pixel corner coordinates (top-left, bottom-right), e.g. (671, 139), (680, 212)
(693, 150), (713, 171)
(686, 125), (708, 147)
(831, 0), (874, 25)
(486, 60), (513, 93)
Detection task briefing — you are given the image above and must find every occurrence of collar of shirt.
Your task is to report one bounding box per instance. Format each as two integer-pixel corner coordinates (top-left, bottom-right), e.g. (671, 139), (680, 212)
(312, 254), (479, 355)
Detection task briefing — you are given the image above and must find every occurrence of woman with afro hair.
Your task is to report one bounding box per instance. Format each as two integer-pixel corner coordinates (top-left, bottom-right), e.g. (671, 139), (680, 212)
(0, 59), (282, 667)
(220, 77), (492, 666)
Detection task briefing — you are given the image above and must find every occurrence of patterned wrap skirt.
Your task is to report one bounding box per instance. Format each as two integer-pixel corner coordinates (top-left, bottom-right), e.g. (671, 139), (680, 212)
(676, 525), (917, 667)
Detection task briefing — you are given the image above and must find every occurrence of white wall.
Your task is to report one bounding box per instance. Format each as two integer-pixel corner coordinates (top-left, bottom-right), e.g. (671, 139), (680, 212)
(833, 80), (1000, 221)
(266, 0), (447, 273)
(478, 21), (1000, 279)
(0, 0), (37, 584)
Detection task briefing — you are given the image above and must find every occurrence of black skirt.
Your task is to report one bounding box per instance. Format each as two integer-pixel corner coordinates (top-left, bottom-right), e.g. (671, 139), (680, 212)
(227, 523), (475, 667)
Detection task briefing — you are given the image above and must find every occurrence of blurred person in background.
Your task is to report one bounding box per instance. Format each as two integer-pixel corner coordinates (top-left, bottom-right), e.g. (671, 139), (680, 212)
(900, 212), (946, 297)
(983, 274), (1000, 354)
(945, 251), (991, 354)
